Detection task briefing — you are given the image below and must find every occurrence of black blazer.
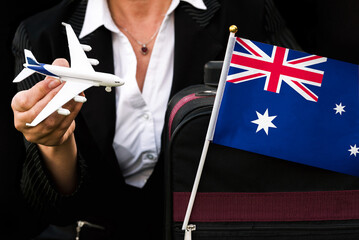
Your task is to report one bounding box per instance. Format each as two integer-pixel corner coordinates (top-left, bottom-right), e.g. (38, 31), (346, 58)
(12, 0), (299, 238)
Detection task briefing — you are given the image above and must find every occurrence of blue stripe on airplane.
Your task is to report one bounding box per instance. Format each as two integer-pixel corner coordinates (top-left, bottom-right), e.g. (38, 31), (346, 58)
(26, 57), (40, 66)
(28, 64), (58, 77)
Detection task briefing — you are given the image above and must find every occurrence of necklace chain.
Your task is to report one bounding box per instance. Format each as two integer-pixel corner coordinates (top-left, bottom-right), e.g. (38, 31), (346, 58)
(119, 26), (161, 55)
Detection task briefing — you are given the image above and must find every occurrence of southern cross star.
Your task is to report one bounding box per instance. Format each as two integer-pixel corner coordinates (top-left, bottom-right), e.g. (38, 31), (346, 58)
(334, 102), (346, 115)
(251, 108), (277, 135)
(349, 144), (359, 157)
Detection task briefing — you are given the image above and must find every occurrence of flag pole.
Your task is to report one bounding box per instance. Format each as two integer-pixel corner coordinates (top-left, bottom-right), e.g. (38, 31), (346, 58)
(181, 25), (237, 231)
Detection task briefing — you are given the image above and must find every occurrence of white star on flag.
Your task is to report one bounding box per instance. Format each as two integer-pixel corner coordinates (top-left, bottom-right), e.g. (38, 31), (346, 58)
(251, 109), (277, 135)
(349, 144), (359, 157)
(334, 102), (346, 115)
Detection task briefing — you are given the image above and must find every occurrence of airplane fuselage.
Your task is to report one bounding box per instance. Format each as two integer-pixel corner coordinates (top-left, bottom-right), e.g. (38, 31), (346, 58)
(26, 63), (123, 87)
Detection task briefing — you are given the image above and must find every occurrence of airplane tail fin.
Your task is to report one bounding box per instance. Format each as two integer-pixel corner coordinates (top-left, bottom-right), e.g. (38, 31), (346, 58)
(13, 49), (38, 83)
(24, 49), (40, 66)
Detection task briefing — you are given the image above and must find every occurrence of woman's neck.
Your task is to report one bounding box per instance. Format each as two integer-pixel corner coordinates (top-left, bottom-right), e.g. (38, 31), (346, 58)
(108, 0), (171, 30)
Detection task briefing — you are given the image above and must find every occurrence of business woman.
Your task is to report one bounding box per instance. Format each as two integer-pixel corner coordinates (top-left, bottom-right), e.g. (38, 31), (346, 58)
(11, 0), (298, 238)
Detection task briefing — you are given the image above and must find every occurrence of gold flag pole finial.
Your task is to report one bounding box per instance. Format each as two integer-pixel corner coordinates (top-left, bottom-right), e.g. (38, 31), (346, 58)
(229, 25), (238, 34)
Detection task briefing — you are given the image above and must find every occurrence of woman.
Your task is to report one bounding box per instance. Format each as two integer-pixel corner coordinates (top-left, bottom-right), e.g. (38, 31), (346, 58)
(11, 0), (298, 239)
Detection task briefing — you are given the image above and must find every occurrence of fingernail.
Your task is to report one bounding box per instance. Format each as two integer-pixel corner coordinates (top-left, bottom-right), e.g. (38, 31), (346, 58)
(48, 79), (61, 89)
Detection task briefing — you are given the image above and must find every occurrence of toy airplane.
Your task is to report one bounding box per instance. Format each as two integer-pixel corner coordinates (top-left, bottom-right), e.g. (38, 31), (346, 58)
(13, 22), (124, 127)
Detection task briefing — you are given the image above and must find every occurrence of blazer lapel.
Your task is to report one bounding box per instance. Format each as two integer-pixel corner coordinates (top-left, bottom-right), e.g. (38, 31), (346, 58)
(180, 0), (221, 28)
(171, 0), (222, 97)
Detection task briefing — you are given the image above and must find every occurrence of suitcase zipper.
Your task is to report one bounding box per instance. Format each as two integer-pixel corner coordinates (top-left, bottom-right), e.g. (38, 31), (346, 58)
(76, 220), (105, 240)
(178, 221), (359, 239)
(184, 224), (196, 240)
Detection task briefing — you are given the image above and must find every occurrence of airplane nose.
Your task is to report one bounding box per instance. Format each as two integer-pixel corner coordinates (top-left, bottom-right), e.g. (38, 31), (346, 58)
(114, 76), (125, 86)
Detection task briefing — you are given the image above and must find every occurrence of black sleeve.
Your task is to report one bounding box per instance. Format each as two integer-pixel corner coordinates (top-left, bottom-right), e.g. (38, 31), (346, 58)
(12, 22), (87, 225)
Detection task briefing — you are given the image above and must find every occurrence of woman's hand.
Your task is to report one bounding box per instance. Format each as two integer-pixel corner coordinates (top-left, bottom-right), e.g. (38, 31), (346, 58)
(11, 58), (83, 146)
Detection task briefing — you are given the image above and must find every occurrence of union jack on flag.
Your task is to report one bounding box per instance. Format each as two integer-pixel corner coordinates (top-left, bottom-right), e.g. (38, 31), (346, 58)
(227, 37), (327, 102)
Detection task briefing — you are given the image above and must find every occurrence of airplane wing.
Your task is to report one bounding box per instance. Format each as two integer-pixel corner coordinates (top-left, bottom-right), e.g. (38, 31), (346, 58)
(26, 79), (94, 127)
(62, 22), (95, 72)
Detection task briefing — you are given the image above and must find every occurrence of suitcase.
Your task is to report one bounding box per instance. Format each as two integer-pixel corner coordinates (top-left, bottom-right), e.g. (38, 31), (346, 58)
(164, 62), (359, 240)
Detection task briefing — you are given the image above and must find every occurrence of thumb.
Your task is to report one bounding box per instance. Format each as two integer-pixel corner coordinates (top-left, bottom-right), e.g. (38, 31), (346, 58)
(45, 58), (70, 88)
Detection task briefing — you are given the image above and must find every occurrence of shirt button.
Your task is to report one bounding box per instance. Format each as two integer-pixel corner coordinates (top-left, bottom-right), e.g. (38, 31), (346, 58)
(143, 113), (149, 120)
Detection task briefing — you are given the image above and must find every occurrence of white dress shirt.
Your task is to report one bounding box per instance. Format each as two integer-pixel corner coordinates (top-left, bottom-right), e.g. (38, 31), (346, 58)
(80, 0), (206, 188)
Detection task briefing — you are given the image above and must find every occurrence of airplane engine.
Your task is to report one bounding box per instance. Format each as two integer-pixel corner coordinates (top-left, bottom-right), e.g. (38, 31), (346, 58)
(57, 107), (70, 116)
(81, 44), (92, 52)
(88, 58), (99, 66)
(73, 95), (87, 103)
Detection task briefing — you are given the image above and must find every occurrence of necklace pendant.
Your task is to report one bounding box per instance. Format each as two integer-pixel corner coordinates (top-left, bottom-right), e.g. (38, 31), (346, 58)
(141, 44), (148, 55)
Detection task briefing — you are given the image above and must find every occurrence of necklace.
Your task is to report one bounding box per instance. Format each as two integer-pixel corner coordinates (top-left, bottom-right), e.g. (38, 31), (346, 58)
(120, 26), (161, 55)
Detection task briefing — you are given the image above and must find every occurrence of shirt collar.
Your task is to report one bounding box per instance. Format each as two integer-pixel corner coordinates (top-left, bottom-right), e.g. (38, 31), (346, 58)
(168, 0), (207, 14)
(79, 0), (207, 39)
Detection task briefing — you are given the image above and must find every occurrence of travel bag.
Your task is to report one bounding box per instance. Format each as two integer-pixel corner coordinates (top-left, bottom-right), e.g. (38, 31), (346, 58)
(163, 61), (359, 240)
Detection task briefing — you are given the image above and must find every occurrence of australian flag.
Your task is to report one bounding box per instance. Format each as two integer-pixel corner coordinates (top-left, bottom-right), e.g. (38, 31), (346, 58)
(212, 37), (359, 177)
